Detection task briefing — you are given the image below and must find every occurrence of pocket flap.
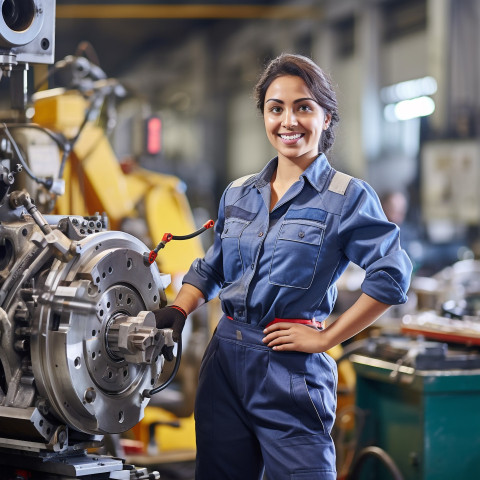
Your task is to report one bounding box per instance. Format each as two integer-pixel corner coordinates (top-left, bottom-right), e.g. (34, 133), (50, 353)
(278, 222), (324, 245)
(221, 219), (249, 238)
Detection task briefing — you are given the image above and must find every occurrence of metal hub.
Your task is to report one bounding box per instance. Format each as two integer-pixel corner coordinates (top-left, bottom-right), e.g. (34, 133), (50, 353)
(29, 231), (170, 435)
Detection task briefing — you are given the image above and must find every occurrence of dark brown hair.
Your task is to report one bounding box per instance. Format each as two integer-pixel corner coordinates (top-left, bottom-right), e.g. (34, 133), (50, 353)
(254, 53), (339, 153)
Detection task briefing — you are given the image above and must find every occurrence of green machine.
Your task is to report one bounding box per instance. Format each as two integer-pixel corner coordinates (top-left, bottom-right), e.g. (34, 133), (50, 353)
(350, 337), (480, 480)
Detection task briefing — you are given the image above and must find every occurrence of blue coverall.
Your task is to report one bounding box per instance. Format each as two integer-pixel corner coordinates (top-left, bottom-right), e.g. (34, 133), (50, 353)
(183, 153), (412, 480)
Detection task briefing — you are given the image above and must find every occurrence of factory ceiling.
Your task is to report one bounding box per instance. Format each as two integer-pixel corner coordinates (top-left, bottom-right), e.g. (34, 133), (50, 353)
(55, 1), (322, 76)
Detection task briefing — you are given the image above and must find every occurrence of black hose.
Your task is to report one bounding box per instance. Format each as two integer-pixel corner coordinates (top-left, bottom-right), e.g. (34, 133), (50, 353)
(147, 337), (183, 396)
(4, 123), (71, 180)
(170, 225), (210, 241)
(62, 92), (103, 158)
(146, 220), (214, 265)
(346, 446), (404, 480)
(1, 124), (53, 189)
(5, 123), (67, 149)
(57, 147), (70, 180)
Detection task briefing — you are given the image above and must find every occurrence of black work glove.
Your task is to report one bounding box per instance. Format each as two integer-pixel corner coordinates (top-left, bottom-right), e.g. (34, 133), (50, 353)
(153, 305), (187, 343)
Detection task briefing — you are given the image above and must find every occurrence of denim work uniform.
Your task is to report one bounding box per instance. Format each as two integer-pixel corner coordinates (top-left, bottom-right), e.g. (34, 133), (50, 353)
(183, 154), (412, 480)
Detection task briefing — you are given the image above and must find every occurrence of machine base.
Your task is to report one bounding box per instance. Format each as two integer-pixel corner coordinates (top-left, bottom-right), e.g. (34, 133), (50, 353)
(0, 448), (159, 479)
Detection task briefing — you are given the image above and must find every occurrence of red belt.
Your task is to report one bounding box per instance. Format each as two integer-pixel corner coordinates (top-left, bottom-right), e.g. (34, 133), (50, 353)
(227, 316), (324, 330)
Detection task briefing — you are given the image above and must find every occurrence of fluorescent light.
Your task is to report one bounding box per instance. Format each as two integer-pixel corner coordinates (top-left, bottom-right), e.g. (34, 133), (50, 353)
(384, 96), (435, 122)
(381, 76), (437, 103)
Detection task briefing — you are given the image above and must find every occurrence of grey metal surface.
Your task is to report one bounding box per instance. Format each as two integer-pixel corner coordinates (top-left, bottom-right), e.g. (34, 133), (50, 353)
(0, 199), (171, 454)
(30, 230), (169, 435)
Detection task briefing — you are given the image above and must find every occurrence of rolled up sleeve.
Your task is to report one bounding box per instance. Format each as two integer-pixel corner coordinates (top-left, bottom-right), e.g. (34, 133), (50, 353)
(182, 190), (227, 302)
(339, 180), (412, 305)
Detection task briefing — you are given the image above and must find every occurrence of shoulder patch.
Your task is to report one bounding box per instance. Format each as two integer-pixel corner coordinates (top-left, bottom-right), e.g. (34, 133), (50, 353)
(230, 173), (256, 188)
(328, 171), (353, 195)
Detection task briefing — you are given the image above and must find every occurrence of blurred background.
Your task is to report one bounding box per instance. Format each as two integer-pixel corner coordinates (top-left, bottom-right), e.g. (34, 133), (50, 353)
(1, 1), (480, 479)
(1, 0), (477, 270)
(43, 0), (480, 275)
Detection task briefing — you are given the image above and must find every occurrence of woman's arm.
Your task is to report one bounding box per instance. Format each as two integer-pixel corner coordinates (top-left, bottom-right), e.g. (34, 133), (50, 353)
(173, 283), (206, 315)
(262, 293), (389, 353)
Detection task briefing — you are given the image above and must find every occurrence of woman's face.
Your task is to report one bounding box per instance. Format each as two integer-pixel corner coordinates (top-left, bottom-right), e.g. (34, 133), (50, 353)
(263, 75), (331, 165)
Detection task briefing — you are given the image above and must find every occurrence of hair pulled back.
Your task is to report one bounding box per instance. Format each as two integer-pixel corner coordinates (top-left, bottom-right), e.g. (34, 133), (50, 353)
(254, 53), (339, 154)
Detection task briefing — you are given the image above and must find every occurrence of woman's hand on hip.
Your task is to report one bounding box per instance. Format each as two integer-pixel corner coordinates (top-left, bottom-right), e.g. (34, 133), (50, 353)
(262, 295), (391, 353)
(262, 323), (327, 353)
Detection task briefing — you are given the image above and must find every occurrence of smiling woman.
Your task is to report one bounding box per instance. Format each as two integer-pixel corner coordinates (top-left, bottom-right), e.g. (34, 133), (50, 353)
(253, 55), (339, 210)
(255, 53), (340, 154)
(264, 76), (330, 164)
(262, 75), (332, 207)
(151, 53), (412, 480)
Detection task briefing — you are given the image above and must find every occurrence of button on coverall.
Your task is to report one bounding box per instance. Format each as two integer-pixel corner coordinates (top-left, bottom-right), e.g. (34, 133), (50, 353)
(183, 154), (412, 480)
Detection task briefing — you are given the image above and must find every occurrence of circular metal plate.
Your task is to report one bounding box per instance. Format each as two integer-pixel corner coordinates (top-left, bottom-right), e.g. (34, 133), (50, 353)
(30, 231), (168, 434)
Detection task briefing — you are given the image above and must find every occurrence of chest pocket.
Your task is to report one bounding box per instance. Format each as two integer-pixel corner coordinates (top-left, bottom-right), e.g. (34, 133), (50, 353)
(221, 218), (250, 283)
(269, 220), (325, 289)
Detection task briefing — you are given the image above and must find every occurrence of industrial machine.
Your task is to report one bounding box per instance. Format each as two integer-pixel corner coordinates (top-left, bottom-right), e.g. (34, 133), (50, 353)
(339, 259), (480, 480)
(402, 259), (480, 346)
(0, 188), (173, 479)
(0, 1), (193, 478)
(17, 45), (209, 472)
(349, 336), (480, 480)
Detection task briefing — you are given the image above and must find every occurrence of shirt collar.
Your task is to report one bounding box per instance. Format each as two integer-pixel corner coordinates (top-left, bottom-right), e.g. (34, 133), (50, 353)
(254, 157), (277, 188)
(254, 154), (332, 193)
(300, 153), (332, 193)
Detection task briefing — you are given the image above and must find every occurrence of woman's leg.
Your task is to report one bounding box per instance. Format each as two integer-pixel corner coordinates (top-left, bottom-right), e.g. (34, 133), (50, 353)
(194, 333), (264, 480)
(252, 352), (338, 480)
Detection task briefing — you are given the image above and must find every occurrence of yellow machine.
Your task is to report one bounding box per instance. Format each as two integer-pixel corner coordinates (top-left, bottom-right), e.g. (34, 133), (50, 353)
(32, 90), (205, 281)
(14, 75), (211, 460)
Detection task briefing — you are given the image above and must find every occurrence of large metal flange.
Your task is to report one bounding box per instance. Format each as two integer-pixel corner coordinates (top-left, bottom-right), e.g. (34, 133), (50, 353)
(30, 231), (170, 435)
